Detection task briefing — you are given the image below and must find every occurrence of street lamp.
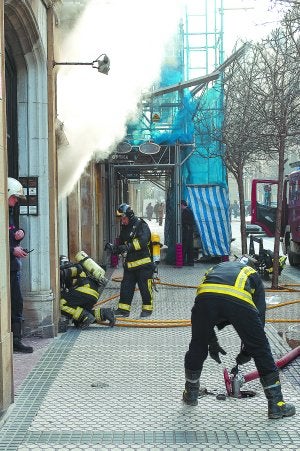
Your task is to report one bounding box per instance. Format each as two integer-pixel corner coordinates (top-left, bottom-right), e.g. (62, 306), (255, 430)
(53, 53), (110, 75)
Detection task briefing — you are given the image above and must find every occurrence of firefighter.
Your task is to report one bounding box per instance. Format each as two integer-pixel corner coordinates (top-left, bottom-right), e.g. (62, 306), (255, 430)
(113, 203), (154, 318)
(60, 256), (115, 329)
(183, 257), (296, 420)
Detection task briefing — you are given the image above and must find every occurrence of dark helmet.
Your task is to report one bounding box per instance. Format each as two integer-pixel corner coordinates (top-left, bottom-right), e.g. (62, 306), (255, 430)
(116, 203), (134, 219)
(60, 255), (70, 268)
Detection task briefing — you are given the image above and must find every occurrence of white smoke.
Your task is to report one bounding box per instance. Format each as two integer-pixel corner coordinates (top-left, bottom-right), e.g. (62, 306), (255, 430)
(223, 0), (288, 54)
(56, 0), (184, 198)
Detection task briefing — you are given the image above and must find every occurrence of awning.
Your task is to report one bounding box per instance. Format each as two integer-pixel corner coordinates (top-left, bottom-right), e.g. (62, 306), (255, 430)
(187, 185), (231, 256)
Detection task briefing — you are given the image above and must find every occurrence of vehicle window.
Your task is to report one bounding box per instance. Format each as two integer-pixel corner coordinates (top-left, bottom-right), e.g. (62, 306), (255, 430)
(289, 178), (300, 203)
(257, 183), (277, 207)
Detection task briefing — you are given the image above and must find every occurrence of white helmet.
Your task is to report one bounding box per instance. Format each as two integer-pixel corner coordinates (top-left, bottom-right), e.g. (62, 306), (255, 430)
(7, 177), (25, 199)
(239, 255), (258, 268)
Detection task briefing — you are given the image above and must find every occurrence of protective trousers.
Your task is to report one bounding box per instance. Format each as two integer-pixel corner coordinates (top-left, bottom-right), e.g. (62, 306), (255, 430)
(118, 265), (153, 313)
(60, 288), (98, 321)
(184, 295), (278, 378)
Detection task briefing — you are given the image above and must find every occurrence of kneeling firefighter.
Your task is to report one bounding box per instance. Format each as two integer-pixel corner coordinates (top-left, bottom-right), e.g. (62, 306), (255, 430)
(248, 235), (286, 280)
(183, 256), (295, 419)
(60, 253), (115, 329)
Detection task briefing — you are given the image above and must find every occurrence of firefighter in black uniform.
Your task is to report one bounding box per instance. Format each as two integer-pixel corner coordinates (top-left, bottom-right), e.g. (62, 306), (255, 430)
(183, 257), (296, 420)
(181, 200), (195, 266)
(60, 257), (115, 329)
(113, 203), (154, 318)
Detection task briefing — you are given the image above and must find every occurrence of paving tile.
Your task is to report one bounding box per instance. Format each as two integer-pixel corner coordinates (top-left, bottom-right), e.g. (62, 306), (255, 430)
(0, 264), (299, 450)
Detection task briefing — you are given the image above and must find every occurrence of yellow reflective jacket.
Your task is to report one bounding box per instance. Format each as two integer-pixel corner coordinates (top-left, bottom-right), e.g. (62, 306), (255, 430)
(119, 217), (153, 271)
(196, 261), (266, 324)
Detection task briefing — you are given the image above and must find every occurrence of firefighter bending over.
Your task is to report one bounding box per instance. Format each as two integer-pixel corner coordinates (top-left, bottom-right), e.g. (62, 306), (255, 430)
(60, 256), (115, 329)
(183, 257), (295, 420)
(109, 203), (154, 318)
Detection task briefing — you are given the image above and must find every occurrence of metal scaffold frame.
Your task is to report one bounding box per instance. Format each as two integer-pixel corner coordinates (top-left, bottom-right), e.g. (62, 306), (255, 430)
(107, 1), (225, 254)
(184, 0), (224, 80)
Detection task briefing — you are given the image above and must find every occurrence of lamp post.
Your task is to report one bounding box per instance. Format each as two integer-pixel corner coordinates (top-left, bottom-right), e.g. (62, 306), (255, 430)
(53, 53), (110, 75)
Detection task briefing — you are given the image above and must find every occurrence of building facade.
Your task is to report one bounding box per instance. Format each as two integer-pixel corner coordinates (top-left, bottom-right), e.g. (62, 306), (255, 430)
(0, 0), (110, 416)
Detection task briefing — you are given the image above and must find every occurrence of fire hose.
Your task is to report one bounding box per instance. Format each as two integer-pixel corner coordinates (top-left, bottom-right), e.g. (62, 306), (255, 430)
(95, 276), (300, 400)
(94, 278), (300, 327)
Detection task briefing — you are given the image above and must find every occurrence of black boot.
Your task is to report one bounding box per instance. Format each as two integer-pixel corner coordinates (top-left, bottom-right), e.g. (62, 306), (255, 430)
(114, 308), (130, 317)
(77, 310), (96, 329)
(261, 373), (296, 419)
(182, 369), (201, 406)
(12, 322), (33, 354)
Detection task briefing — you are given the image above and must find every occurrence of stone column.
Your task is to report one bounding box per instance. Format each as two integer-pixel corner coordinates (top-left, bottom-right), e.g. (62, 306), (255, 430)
(0, 2), (14, 415)
(46, 3), (60, 336)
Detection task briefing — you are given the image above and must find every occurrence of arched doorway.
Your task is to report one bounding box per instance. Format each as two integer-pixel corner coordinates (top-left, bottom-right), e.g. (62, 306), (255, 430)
(5, 45), (18, 178)
(4, 0), (56, 337)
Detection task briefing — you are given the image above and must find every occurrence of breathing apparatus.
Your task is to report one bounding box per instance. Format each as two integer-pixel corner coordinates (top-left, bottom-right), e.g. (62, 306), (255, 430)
(150, 231), (162, 265)
(75, 251), (108, 287)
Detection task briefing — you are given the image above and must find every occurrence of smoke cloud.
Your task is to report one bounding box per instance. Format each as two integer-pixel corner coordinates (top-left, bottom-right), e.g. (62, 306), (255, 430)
(56, 0), (184, 198)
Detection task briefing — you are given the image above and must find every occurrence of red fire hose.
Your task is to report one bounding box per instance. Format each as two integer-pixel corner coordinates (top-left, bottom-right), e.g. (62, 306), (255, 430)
(244, 346), (300, 383)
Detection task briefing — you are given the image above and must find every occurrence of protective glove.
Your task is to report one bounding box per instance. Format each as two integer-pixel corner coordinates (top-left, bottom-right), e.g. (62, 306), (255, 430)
(100, 308), (115, 327)
(98, 277), (109, 288)
(78, 310), (95, 329)
(230, 365), (239, 375)
(104, 242), (115, 253)
(117, 244), (129, 254)
(236, 347), (251, 365)
(208, 336), (227, 364)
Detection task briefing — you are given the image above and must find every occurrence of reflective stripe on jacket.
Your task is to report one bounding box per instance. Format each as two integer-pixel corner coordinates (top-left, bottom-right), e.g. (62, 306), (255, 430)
(120, 216), (153, 271)
(196, 261), (258, 309)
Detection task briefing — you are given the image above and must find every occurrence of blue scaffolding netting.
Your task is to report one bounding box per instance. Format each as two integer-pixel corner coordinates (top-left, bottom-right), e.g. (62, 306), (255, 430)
(127, 61), (231, 260)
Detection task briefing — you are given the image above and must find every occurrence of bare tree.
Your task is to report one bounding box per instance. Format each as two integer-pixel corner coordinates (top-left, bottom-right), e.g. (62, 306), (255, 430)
(192, 9), (300, 279)
(193, 45), (265, 254)
(248, 25), (300, 287)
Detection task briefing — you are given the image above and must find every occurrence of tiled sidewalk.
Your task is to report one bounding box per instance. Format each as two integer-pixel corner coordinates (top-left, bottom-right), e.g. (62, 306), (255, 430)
(0, 264), (299, 450)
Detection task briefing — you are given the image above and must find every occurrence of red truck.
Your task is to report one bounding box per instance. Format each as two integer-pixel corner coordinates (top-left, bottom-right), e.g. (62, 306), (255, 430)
(251, 162), (300, 266)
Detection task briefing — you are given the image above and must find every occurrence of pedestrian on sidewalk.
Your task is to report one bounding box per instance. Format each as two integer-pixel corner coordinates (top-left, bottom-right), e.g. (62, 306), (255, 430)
(154, 201), (160, 223)
(8, 177), (33, 353)
(157, 202), (164, 226)
(146, 202), (154, 221)
(231, 200), (239, 219)
(183, 257), (296, 419)
(113, 203), (154, 318)
(181, 200), (195, 266)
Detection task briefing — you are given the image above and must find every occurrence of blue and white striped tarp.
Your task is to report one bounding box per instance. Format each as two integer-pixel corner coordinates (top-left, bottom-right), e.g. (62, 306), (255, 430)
(187, 185), (231, 256)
